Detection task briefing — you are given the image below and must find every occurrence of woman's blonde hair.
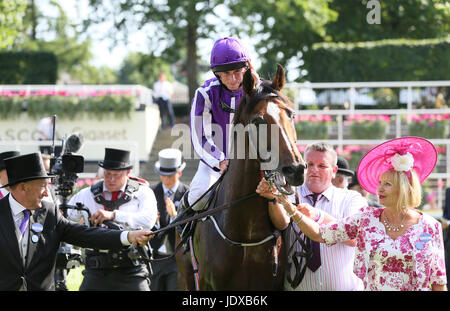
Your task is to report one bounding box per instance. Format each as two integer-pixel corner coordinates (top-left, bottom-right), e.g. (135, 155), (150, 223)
(382, 168), (422, 212)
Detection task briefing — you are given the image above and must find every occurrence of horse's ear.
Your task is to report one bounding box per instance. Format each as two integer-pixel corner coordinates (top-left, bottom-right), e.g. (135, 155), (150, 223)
(272, 64), (285, 91)
(242, 68), (255, 95)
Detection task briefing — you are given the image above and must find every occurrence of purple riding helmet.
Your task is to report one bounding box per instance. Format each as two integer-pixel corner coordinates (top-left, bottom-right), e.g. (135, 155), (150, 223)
(210, 37), (250, 73)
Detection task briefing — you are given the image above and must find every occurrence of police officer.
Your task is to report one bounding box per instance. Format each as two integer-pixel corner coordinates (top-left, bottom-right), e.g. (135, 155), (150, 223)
(149, 148), (189, 291)
(68, 148), (158, 291)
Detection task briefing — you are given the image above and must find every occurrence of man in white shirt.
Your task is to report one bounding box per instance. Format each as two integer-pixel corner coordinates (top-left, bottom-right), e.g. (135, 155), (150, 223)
(263, 142), (367, 290)
(36, 117), (62, 156)
(68, 148), (158, 291)
(153, 72), (175, 129)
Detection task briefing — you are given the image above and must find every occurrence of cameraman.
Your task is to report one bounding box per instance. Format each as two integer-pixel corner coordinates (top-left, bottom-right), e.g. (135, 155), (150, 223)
(68, 148), (158, 291)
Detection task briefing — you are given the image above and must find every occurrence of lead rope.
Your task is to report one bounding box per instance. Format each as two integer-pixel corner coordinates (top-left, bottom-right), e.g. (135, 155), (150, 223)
(189, 236), (200, 291)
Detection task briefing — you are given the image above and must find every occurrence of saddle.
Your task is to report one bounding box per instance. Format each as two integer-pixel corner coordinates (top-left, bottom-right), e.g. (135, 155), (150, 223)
(175, 174), (224, 253)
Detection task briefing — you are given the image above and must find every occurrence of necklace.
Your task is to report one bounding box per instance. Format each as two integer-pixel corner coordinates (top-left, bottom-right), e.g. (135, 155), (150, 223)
(383, 210), (408, 232)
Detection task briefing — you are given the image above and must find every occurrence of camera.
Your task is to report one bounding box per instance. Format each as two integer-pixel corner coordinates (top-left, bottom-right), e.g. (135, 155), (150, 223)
(50, 134), (85, 199)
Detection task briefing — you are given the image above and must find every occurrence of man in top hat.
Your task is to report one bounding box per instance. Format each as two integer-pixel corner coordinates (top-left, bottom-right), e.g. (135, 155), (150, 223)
(331, 156), (354, 189)
(0, 151), (20, 198)
(149, 148), (189, 291)
(0, 152), (152, 291)
(68, 148), (158, 291)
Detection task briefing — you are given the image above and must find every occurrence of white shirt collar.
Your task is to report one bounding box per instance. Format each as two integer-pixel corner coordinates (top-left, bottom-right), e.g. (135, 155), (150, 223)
(8, 193), (29, 217)
(162, 181), (179, 195)
(299, 184), (334, 201)
(102, 181), (127, 194)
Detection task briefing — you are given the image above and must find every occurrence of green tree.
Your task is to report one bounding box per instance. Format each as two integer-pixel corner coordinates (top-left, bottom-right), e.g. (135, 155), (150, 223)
(326, 0), (450, 42)
(0, 0), (27, 48)
(117, 52), (172, 87)
(11, 0), (116, 84)
(85, 0), (226, 104)
(228, 0), (338, 81)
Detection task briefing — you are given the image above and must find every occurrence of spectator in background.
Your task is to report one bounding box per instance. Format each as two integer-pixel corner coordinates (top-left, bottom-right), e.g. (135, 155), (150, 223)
(154, 72), (175, 129)
(331, 157), (354, 189)
(348, 175), (382, 208)
(149, 148), (189, 291)
(441, 185), (450, 285)
(36, 116), (62, 156)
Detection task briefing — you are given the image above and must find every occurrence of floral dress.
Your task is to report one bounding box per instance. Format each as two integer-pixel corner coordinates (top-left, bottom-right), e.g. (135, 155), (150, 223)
(320, 206), (447, 291)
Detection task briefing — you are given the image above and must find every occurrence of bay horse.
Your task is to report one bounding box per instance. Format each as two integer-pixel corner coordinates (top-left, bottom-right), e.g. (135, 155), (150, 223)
(176, 64), (305, 290)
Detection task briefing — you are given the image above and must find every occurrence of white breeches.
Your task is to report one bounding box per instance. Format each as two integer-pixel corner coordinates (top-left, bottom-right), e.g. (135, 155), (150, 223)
(188, 161), (221, 210)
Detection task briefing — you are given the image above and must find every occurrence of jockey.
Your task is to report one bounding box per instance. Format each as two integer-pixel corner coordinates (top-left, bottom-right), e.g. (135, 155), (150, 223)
(174, 37), (258, 222)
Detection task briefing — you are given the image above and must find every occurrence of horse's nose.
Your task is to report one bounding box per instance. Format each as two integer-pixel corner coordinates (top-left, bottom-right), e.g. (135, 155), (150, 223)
(281, 163), (306, 186)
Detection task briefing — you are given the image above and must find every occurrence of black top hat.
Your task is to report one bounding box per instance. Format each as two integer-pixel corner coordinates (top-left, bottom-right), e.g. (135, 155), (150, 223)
(98, 148), (133, 170)
(1, 153), (55, 188)
(336, 157), (354, 177)
(154, 148), (186, 176)
(0, 151), (20, 171)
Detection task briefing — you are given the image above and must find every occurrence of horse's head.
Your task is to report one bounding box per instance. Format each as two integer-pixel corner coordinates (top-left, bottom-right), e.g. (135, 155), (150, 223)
(233, 64), (306, 193)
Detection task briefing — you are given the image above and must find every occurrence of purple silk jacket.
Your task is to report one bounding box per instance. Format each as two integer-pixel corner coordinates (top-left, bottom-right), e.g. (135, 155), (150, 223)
(190, 77), (244, 171)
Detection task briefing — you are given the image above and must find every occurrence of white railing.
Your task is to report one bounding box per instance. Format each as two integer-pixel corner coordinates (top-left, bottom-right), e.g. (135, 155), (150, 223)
(0, 84), (154, 108)
(293, 108), (450, 210)
(286, 80), (450, 111)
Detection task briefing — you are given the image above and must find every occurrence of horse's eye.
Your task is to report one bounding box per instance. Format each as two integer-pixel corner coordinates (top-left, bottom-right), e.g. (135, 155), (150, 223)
(286, 110), (295, 119)
(251, 116), (266, 126)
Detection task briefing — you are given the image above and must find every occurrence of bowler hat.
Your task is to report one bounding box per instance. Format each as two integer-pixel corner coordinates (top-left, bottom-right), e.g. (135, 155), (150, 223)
(1, 153), (55, 188)
(0, 151), (20, 171)
(99, 148), (133, 170)
(154, 148), (186, 176)
(336, 157), (354, 177)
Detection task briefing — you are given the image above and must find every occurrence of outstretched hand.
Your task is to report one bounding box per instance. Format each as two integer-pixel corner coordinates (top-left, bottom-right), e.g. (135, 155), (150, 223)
(127, 230), (154, 247)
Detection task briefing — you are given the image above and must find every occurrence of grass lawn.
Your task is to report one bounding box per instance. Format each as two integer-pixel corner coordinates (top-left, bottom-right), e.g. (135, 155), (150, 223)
(65, 266), (84, 291)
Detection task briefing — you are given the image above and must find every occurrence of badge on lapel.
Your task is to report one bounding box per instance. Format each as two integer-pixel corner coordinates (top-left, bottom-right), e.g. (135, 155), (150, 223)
(31, 222), (44, 243)
(415, 232), (432, 250)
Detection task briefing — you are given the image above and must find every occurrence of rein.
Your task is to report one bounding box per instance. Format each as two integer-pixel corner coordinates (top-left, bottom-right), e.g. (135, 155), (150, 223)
(143, 169), (286, 263)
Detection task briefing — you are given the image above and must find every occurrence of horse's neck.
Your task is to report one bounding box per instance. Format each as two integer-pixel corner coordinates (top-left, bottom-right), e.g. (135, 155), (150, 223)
(226, 159), (261, 196)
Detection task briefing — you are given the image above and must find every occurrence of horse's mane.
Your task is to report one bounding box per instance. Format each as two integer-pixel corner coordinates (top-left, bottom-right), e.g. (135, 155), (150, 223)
(233, 79), (293, 125)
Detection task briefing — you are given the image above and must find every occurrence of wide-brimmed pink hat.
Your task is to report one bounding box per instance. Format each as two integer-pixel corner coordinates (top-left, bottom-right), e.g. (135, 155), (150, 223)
(357, 137), (437, 195)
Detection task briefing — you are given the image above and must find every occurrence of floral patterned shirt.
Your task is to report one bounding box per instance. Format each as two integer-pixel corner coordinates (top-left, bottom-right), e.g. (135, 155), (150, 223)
(320, 206), (447, 291)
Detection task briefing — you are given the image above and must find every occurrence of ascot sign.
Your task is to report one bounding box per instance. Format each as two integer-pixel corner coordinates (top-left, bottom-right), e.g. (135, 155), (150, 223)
(0, 105), (160, 161)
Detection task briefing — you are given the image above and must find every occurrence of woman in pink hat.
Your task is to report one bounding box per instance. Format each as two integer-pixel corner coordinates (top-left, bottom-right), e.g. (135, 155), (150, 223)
(257, 137), (447, 291)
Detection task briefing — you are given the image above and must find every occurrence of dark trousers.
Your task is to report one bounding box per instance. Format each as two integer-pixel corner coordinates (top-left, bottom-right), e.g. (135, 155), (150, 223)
(150, 256), (179, 291)
(156, 97), (176, 128)
(79, 265), (151, 291)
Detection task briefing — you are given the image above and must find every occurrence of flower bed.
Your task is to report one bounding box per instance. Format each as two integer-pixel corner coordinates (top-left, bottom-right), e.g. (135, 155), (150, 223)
(335, 145), (375, 171)
(407, 114), (450, 139)
(345, 114), (391, 139)
(0, 89), (139, 120)
(294, 114), (332, 140)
